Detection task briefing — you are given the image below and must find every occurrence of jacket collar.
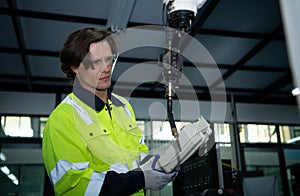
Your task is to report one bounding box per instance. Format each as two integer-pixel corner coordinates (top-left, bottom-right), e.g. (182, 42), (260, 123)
(73, 81), (124, 112)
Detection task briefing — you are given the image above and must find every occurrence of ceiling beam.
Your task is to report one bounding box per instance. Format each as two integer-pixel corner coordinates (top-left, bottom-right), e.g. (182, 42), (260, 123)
(208, 24), (284, 90)
(178, 0), (219, 56)
(0, 77), (295, 105)
(0, 46), (290, 74)
(199, 28), (285, 40)
(0, 47), (59, 57)
(191, 0), (220, 36)
(7, 0), (32, 91)
(0, 7), (143, 27)
(0, 7), (107, 25)
(253, 72), (292, 103)
(0, 7), (284, 41)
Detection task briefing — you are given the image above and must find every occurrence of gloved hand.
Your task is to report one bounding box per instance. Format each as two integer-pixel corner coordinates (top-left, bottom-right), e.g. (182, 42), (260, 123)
(140, 154), (178, 190)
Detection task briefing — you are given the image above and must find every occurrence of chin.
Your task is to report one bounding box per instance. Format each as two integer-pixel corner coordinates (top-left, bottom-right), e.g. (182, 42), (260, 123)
(96, 82), (111, 91)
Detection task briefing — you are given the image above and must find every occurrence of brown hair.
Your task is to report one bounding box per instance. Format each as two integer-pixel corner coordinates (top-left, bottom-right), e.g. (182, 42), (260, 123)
(60, 27), (118, 82)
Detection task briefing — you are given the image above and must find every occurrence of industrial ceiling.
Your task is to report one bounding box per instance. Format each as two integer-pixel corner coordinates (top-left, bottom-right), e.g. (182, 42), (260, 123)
(0, 0), (297, 106)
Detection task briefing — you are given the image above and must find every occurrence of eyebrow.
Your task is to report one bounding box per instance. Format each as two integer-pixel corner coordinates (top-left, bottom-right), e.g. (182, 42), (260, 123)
(92, 58), (102, 64)
(91, 55), (114, 63)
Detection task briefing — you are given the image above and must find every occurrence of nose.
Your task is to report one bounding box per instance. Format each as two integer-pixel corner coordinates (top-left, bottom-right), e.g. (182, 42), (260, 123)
(97, 62), (112, 74)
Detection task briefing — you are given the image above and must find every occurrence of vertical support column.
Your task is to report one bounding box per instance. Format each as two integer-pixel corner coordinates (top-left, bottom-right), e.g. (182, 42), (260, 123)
(215, 143), (224, 189)
(278, 146), (290, 196)
(279, 0), (300, 112)
(278, 2), (300, 194)
(31, 117), (40, 138)
(230, 94), (244, 172)
(0, 115), (6, 137)
(276, 125), (291, 196)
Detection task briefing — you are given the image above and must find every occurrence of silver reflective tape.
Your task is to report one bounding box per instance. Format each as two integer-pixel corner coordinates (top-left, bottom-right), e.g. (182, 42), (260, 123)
(62, 96), (93, 125)
(123, 105), (132, 117)
(131, 160), (138, 169)
(50, 160), (89, 185)
(85, 171), (106, 196)
(111, 93), (132, 117)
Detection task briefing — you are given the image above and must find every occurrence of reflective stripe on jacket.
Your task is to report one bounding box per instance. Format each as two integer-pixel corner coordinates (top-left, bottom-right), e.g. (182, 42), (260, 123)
(42, 93), (148, 195)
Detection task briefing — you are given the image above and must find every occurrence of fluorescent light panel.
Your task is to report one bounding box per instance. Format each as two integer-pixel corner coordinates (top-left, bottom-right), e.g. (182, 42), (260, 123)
(0, 165), (19, 186)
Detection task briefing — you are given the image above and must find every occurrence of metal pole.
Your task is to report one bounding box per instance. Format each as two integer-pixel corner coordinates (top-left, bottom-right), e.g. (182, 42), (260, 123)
(230, 94), (244, 172)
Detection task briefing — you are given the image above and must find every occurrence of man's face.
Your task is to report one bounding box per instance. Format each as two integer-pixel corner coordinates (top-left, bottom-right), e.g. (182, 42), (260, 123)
(75, 41), (114, 93)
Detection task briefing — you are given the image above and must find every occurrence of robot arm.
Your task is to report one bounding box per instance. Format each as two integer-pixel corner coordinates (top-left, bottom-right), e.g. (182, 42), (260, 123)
(161, 0), (208, 139)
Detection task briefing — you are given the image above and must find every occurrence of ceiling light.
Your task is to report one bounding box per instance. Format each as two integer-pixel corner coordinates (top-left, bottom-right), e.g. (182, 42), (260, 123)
(292, 87), (300, 96)
(0, 152), (6, 161)
(13, 179), (19, 186)
(1, 166), (19, 186)
(8, 173), (17, 181)
(1, 166), (10, 175)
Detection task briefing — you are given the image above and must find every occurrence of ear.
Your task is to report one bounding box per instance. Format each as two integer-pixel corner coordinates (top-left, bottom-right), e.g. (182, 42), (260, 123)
(71, 66), (78, 74)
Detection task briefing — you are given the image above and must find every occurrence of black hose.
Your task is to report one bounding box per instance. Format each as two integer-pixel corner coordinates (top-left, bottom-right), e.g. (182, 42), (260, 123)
(167, 96), (178, 138)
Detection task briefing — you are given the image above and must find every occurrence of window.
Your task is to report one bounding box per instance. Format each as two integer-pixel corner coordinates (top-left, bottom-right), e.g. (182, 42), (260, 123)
(244, 148), (282, 195)
(0, 116), (48, 138)
(214, 123), (231, 144)
(1, 116), (33, 137)
(280, 125), (300, 144)
(239, 124), (277, 143)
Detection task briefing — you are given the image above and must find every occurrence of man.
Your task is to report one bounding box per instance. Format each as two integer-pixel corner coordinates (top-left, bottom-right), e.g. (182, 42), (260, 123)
(42, 27), (177, 196)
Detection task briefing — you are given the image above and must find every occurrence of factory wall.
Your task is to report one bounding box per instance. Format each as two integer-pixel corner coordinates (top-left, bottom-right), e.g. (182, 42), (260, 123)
(0, 91), (299, 124)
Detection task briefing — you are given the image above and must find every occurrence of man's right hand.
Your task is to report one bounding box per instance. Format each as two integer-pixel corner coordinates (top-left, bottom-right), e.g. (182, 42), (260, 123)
(139, 154), (178, 190)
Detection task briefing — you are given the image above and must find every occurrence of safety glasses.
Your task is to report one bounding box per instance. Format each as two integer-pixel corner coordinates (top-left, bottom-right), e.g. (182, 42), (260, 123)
(91, 55), (117, 68)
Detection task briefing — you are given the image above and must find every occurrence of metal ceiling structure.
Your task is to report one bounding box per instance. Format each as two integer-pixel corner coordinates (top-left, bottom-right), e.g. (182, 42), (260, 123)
(0, 0), (297, 106)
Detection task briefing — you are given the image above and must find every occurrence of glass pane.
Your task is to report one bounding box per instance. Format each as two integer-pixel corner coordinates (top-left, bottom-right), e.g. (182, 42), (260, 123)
(214, 123), (231, 144)
(244, 148), (282, 195)
(284, 148), (300, 196)
(1, 116), (33, 137)
(280, 126), (300, 144)
(214, 123), (233, 161)
(1, 116), (47, 138)
(240, 124), (277, 143)
(151, 120), (189, 141)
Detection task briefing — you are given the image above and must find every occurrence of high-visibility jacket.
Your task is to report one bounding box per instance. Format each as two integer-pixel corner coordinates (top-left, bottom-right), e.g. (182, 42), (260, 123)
(42, 89), (148, 195)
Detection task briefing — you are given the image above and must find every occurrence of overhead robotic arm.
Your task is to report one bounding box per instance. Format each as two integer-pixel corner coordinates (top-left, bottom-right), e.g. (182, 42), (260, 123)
(161, 0), (208, 139)
(150, 0), (215, 175)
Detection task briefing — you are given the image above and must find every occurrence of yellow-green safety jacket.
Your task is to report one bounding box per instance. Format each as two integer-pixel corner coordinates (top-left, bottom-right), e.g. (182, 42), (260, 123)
(42, 87), (148, 196)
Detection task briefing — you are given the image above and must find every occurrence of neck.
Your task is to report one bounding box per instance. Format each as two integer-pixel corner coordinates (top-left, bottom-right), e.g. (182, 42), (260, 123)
(95, 89), (108, 103)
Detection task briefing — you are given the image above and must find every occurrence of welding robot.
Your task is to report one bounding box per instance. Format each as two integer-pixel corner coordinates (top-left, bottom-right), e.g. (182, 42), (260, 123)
(156, 0), (226, 195)
(156, 0), (212, 171)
